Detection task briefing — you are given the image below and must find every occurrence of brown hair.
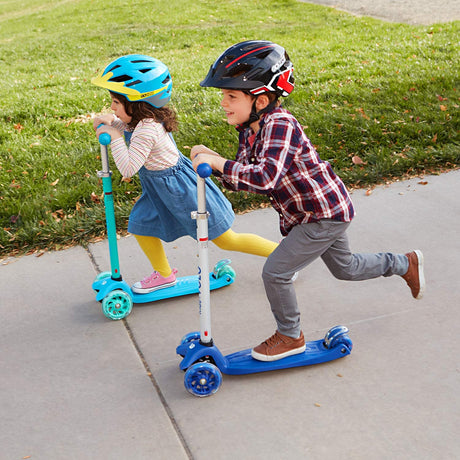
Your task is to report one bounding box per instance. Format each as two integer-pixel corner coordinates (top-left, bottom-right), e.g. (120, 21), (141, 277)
(110, 92), (178, 132)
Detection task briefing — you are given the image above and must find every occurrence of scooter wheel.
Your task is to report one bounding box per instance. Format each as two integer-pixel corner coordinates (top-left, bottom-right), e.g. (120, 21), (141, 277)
(94, 271), (112, 282)
(323, 325), (352, 351)
(332, 334), (353, 353)
(213, 259), (236, 280)
(217, 265), (236, 281)
(180, 332), (201, 345)
(102, 290), (133, 320)
(184, 362), (222, 397)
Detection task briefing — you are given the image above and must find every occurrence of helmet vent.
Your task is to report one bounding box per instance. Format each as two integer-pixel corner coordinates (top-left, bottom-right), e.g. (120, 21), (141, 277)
(107, 64), (121, 73)
(110, 74), (132, 83)
(256, 50), (271, 60)
(126, 79), (142, 87)
(162, 76), (171, 84)
(139, 68), (152, 74)
(226, 64), (251, 78)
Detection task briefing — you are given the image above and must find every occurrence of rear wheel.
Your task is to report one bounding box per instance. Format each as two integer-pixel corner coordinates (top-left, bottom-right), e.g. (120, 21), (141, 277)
(323, 325), (352, 352)
(213, 259), (236, 280)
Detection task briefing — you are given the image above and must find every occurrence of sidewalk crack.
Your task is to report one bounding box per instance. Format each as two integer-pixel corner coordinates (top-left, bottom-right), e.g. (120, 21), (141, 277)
(123, 319), (194, 460)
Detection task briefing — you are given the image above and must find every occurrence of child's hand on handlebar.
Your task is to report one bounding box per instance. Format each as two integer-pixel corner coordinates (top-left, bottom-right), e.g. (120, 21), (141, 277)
(191, 145), (226, 174)
(95, 123), (122, 142)
(190, 144), (220, 160)
(92, 114), (115, 130)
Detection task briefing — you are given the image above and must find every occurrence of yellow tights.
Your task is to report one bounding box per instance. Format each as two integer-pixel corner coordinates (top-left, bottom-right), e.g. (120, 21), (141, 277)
(134, 234), (173, 278)
(212, 229), (277, 257)
(134, 229), (277, 277)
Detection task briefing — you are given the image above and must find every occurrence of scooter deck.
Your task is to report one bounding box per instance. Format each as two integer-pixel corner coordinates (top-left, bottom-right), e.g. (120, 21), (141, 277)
(93, 271), (234, 304)
(222, 339), (350, 374)
(177, 335), (352, 376)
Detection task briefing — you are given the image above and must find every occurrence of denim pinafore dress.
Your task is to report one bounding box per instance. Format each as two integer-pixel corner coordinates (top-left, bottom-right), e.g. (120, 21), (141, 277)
(127, 132), (234, 242)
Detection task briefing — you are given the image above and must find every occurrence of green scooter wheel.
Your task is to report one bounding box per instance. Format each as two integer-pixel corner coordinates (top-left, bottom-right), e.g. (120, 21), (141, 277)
(102, 290), (133, 320)
(94, 271), (112, 282)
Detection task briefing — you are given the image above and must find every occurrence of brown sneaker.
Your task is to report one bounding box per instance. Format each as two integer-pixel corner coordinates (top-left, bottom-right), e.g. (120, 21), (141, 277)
(401, 250), (425, 299)
(251, 330), (306, 362)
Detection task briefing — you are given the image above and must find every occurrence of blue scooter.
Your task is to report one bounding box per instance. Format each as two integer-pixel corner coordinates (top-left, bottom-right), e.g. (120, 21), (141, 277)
(176, 164), (353, 397)
(92, 132), (235, 320)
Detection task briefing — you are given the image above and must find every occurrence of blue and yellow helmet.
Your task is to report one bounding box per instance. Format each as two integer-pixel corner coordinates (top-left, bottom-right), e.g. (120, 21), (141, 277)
(91, 54), (172, 108)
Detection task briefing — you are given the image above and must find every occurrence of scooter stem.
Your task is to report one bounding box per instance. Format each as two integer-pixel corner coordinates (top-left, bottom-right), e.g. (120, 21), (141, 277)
(196, 164), (213, 344)
(97, 129), (122, 281)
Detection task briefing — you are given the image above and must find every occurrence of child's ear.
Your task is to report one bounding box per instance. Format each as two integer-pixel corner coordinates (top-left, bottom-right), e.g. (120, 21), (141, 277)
(255, 94), (270, 111)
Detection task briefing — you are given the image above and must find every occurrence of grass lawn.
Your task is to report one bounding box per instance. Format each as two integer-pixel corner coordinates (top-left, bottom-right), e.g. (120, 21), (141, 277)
(0, 0), (459, 257)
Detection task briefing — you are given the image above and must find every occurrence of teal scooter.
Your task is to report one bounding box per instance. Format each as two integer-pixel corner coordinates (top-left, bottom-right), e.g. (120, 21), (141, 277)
(92, 131), (235, 320)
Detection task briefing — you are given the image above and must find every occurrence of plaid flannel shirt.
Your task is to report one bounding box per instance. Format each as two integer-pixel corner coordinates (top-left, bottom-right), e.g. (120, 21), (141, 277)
(221, 107), (355, 236)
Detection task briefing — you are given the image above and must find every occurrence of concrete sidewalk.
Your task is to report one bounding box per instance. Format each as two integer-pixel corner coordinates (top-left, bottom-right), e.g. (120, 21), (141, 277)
(2, 169), (459, 459)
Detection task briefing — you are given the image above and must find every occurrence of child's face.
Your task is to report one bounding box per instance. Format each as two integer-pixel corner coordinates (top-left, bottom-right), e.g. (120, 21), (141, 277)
(110, 94), (132, 124)
(220, 89), (254, 126)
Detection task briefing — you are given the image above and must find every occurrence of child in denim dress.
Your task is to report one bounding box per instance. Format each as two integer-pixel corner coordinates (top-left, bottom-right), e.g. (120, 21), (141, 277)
(92, 54), (277, 293)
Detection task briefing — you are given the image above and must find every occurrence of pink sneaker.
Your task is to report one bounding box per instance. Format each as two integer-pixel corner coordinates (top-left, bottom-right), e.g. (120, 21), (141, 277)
(132, 269), (178, 294)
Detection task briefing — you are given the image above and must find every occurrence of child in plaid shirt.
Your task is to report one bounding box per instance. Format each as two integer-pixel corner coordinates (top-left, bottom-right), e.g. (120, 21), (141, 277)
(191, 40), (425, 361)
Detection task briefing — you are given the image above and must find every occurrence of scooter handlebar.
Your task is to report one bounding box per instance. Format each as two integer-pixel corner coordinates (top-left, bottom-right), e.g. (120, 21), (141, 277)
(197, 163), (212, 179)
(97, 124), (111, 146)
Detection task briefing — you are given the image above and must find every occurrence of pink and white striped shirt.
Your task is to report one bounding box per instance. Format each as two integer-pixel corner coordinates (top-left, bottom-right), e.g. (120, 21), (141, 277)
(109, 117), (179, 178)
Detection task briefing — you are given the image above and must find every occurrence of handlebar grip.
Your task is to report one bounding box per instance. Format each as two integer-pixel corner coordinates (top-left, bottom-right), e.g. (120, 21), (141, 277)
(197, 163), (212, 179)
(97, 124), (111, 145)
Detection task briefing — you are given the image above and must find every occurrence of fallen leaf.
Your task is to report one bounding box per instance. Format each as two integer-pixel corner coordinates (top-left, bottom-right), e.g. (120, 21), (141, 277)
(432, 133), (438, 143)
(352, 155), (367, 165)
(50, 178), (59, 186)
(418, 181), (428, 185)
(90, 192), (101, 203)
(365, 189), (373, 196)
(314, 403), (321, 407)
(440, 105), (447, 111)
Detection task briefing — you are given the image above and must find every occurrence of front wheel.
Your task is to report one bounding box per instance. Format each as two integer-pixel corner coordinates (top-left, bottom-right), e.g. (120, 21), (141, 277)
(180, 331), (201, 345)
(94, 271), (112, 282)
(102, 290), (133, 320)
(184, 362), (222, 397)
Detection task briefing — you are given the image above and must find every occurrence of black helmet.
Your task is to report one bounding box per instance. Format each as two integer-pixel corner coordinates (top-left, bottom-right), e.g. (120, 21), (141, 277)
(200, 40), (294, 97)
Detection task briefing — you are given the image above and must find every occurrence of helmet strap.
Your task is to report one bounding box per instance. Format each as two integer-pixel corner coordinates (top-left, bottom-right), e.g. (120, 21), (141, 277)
(242, 97), (278, 129)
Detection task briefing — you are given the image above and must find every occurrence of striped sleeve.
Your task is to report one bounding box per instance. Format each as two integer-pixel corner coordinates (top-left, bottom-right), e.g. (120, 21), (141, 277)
(110, 120), (159, 178)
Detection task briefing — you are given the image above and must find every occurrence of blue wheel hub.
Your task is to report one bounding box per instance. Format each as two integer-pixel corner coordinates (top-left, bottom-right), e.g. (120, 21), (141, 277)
(184, 362), (222, 397)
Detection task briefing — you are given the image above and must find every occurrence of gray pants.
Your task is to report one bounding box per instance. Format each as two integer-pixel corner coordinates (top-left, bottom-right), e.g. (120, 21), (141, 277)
(262, 220), (408, 338)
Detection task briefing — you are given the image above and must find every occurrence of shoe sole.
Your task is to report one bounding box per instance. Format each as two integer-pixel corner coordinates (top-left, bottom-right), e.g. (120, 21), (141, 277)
(132, 280), (177, 294)
(251, 344), (306, 362)
(414, 249), (425, 299)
